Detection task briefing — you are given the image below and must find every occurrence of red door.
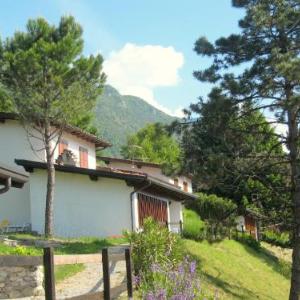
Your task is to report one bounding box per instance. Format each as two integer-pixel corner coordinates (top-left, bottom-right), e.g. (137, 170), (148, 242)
(138, 193), (168, 227)
(245, 216), (256, 238)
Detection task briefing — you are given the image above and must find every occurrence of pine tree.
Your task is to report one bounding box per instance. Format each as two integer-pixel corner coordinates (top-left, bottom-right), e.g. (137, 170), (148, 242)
(193, 1), (300, 297)
(0, 16), (106, 237)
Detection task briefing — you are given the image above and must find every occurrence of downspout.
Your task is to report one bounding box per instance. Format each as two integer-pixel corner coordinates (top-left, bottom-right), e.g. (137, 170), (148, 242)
(0, 177), (11, 195)
(130, 179), (152, 231)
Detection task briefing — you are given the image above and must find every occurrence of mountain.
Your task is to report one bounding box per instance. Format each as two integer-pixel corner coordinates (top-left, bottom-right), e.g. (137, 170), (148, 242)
(93, 85), (176, 156)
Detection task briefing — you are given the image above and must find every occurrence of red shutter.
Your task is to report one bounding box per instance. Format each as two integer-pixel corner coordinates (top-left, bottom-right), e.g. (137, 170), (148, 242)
(138, 193), (168, 227)
(59, 140), (68, 155)
(79, 147), (88, 168)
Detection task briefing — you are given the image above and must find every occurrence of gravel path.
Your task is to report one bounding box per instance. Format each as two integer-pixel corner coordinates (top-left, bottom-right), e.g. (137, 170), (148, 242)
(56, 247), (128, 300)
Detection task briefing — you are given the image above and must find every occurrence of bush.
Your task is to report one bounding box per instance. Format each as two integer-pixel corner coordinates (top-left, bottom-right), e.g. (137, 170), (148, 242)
(262, 230), (291, 248)
(185, 194), (237, 242)
(183, 209), (206, 241)
(236, 233), (261, 251)
(137, 257), (207, 299)
(124, 217), (183, 279)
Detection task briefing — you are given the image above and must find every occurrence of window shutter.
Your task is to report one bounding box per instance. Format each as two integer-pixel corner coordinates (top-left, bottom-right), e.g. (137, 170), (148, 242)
(79, 147), (88, 168)
(59, 140), (68, 155)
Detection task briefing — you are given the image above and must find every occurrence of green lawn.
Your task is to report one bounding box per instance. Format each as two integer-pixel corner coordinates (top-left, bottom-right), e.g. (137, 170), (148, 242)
(184, 239), (290, 300)
(0, 234), (126, 283)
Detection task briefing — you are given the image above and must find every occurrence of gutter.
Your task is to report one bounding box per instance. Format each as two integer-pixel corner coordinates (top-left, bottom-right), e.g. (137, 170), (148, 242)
(0, 177), (11, 195)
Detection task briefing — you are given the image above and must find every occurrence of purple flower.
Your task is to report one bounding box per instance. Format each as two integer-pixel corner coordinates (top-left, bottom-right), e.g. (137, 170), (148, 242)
(157, 289), (166, 300)
(151, 263), (161, 272)
(145, 292), (155, 300)
(189, 261), (196, 274)
(178, 264), (184, 274)
(133, 275), (141, 286)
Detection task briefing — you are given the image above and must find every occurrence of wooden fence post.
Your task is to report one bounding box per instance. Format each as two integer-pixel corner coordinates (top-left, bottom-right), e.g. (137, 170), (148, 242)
(102, 248), (110, 300)
(179, 220), (183, 236)
(125, 248), (133, 299)
(43, 247), (56, 300)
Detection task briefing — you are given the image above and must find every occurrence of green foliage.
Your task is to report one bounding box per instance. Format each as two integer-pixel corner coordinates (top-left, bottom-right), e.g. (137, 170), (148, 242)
(0, 16), (105, 133)
(177, 89), (289, 225)
(95, 85), (175, 157)
(236, 233), (261, 251)
(262, 230), (291, 249)
(124, 218), (183, 279)
(182, 209), (206, 241)
(187, 193), (237, 226)
(121, 123), (182, 174)
(0, 243), (41, 255)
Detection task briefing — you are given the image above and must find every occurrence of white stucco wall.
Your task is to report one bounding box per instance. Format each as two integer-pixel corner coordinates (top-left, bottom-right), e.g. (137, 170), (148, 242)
(0, 183), (31, 226)
(0, 119), (97, 170)
(169, 201), (183, 233)
(0, 120), (45, 169)
(52, 132), (96, 169)
(29, 170), (134, 237)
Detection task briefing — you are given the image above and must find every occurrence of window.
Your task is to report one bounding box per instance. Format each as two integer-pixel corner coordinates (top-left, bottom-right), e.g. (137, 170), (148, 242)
(59, 139), (68, 155)
(174, 178), (179, 187)
(183, 181), (188, 192)
(79, 147), (88, 168)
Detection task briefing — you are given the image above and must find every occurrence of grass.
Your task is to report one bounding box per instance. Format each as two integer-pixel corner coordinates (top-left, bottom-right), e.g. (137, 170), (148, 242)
(184, 239), (290, 300)
(182, 208), (205, 240)
(54, 264), (85, 283)
(6, 234), (127, 254)
(0, 234), (127, 284)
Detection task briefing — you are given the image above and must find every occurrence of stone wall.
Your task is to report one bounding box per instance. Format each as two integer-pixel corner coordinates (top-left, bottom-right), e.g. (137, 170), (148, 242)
(0, 266), (44, 299)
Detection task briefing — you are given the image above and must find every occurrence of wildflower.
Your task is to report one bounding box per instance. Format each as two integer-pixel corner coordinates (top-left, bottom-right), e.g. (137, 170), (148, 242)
(133, 275), (141, 286)
(189, 261), (196, 274)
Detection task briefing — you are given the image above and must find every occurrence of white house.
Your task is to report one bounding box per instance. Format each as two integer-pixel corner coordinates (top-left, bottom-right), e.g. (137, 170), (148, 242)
(0, 112), (196, 237)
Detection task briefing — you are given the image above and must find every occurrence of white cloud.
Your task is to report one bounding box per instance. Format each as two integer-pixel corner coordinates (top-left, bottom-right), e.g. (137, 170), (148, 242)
(103, 43), (184, 117)
(267, 117), (288, 137)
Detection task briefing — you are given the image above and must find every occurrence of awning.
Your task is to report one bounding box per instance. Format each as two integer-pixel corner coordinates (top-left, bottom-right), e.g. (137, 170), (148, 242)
(0, 163), (29, 194)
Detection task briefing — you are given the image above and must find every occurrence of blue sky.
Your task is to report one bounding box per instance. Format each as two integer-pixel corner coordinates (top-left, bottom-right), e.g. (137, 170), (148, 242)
(0, 0), (244, 116)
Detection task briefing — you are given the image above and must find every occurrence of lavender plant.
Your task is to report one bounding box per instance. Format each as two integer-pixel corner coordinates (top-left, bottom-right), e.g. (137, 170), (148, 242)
(138, 257), (206, 300)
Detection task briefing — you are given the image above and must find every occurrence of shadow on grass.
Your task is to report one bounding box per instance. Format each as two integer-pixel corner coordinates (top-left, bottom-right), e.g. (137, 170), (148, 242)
(236, 240), (291, 280)
(203, 272), (259, 300)
(57, 238), (115, 254)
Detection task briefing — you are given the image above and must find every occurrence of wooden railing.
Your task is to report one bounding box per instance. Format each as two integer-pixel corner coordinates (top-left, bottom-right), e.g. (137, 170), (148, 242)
(0, 247), (133, 300)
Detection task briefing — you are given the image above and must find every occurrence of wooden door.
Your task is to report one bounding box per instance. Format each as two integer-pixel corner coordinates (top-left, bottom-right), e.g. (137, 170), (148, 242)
(137, 193), (168, 227)
(245, 215), (256, 238)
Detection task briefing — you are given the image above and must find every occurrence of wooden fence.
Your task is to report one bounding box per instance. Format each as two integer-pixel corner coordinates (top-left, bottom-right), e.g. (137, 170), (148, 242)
(0, 247), (133, 300)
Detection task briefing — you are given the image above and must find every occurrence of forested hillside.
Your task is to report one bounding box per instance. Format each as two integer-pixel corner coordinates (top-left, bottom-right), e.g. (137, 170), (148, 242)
(94, 85), (176, 156)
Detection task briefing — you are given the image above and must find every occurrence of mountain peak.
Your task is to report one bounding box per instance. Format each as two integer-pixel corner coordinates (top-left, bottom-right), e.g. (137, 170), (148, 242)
(94, 85), (176, 156)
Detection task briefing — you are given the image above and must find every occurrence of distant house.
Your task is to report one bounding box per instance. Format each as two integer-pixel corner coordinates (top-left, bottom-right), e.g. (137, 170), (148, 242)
(0, 112), (195, 237)
(236, 209), (263, 240)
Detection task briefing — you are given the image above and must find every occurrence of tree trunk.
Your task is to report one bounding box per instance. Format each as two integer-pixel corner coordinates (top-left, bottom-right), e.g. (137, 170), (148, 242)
(44, 124), (55, 238)
(288, 105), (300, 300)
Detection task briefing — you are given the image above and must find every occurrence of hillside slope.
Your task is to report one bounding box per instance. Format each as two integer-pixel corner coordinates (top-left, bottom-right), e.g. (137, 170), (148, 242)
(94, 85), (176, 156)
(185, 239), (290, 299)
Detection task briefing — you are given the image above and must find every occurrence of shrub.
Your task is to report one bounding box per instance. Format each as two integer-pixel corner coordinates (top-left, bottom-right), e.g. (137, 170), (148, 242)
(124, 218), (183, 279)
(236, 233), (261, 251)
(185, 193), (237, 241)
(137, 257), (206, 300)
(262, 230), (291, 248)
(183, 209), (206, 241)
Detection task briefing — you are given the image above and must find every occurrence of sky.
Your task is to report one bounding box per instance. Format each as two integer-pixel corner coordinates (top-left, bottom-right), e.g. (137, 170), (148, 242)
(0, 0), (245, 117)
